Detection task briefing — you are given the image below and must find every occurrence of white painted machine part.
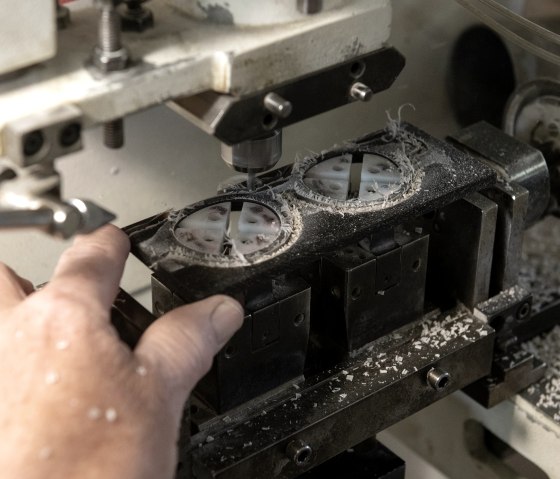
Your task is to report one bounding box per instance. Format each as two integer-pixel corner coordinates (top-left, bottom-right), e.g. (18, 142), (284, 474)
(171, 0), (347, 26)
(0, 1), (56, 76)
(0, 0), (390, 155)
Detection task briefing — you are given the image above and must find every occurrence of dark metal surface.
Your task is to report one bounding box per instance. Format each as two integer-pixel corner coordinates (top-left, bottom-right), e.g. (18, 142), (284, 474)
(484, 183), (529, 295)
(126, 124), (497, 305)
(121, 123), (509, 479)
(196, 278), (311, 413)
(110, 288), (155, 348)
(462, 285), (545, 407)
(464, 348), (545, 408)
(187, 309), (494, 479)
(315, 231), (428, 352)
(298, 439), (405, 479)
(421, 192), (497, 310)
(450, 121), (550, 227)
(170, 48), (405, 145)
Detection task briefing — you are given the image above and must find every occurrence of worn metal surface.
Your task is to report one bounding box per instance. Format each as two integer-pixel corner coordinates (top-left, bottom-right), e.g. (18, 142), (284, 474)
(450, 121), (550, 227)
(298, 440), (405, 479)
(316, 231), (428, 352)
(187, 309), (494, 479)
(485, 183), (529, 295)
(0, 0), (391, 144)
(126, 124), (497, 304)
(171, 48), (405, 144)
(421, 192), (498, 310)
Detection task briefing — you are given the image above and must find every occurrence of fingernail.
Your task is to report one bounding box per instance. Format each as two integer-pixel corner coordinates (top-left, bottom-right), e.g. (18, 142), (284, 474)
(210, 299), (244, 346)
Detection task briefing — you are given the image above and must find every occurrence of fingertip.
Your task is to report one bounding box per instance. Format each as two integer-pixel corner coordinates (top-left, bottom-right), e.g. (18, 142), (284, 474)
(75, 224), (130, 253)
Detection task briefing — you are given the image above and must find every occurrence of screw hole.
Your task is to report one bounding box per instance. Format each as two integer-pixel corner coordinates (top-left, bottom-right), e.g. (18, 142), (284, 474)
(0, 168), (17, 181)
(294, 313), (305, 326)
(517, 302), (531, 320)
(331, 286), (341, 299)
(296, 448), (311, 465)
(59, 122), (82, 147)
(350, 61), (366, 79)
(412, 259), (422, 272)
(23, 130), (45, 157)
(351, 287), (361, 300)
(224, 345), (237, 359)
(427, 367), (450, 391)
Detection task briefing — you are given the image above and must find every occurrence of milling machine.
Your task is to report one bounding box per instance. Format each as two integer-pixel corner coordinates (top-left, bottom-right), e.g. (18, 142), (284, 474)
(1, 1), (560, 478)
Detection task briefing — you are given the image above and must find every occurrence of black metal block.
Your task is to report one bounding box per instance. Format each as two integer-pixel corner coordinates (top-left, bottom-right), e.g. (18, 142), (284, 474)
(194, 277), (311, 413)
(298, 439), (405, 479)
(317, 230), (428, 352)
(463, 348), (545, 408)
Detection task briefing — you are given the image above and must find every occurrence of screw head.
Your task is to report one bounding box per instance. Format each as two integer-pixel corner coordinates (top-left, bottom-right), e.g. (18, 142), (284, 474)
(350, 82), (373, 102)
(427, 367), (450, 391)
(286, 439), (313, 467)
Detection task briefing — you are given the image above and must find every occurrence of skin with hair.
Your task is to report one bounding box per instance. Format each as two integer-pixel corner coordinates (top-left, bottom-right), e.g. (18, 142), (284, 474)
(0, 225), (243, 478)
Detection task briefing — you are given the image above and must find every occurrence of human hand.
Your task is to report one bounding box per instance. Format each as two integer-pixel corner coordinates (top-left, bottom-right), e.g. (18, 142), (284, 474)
(0, 225), (243, 479)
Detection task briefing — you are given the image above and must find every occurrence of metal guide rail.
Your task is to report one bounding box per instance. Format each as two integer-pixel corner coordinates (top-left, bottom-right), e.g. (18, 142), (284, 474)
(187, 309), (494, 479)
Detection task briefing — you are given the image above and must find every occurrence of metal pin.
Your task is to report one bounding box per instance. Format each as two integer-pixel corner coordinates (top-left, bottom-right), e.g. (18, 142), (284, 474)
(297, 0), (323, 14)
(247, 172), (256, 191)
(427, 367), (450, 391)
(93, 0), (129, 148)
(103, 119), (124, 149)
(264, 93), (293, 119)
(350, 82), (373, 102)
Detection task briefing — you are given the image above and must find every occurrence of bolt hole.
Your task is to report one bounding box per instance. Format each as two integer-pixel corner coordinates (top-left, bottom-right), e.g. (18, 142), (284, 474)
(427, 367), (450, 391)
(331, 286), (341, 299)
(23, 130), (45, 157)
(0, 168), (17, 181)
(351, 287), (361, 300)
(436, 375), (449, 389)
(517, 303), (531, 320)
(59, 122), (82, 147)
(296, 448), (311, 465)
(294, 313), (305, 326)
(224, 345), (237, 359)
(350, 60), (366, 79)
(412, 259), (422, 272)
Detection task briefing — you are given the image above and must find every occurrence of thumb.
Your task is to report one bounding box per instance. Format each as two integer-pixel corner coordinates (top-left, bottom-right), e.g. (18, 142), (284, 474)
(134, 295), (243, 407)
